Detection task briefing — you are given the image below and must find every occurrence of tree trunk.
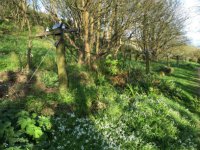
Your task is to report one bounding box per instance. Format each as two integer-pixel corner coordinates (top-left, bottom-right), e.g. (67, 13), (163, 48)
(113, 38), (121, 58)
(21, 0), (32, 73)
(96, 2), (101, 54)
(176, 56), (179, 66)
(84, 10), (90, 66)
(167, 55), (170, 67)
(89, 16), (95, 63)
(56, 32), (68, 92)
(89, 16), (94, 50)
(78, 50), (84, 65)
(135, 53), (139, 61)
(145, 50), (150, 74)
(26, 17), (32, 73)
(82, 0), (91, 66)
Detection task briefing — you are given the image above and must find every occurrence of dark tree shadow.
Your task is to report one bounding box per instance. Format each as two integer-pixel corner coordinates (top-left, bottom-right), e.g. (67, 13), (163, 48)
(0, 71), (38, 99)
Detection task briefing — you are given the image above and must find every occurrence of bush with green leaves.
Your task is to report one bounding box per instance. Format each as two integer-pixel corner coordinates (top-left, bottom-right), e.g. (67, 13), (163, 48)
(121, 93), (199, 149)
(40, 71), (58, 88)
(157, 66), (174, 75)
(103, 54), (119, 75)
(0, 109), (51, 149)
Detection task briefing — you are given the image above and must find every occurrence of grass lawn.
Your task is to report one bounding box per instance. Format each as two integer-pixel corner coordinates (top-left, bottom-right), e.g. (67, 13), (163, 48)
(151, 61), (200, 98)
(166, 63), (200, 98)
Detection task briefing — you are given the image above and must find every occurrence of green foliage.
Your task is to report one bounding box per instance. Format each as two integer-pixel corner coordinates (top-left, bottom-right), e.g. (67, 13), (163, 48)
(0, 107), (51, 149)
(59, 90), (76, 104)
(158, 79), (200, 112)
(95, 73), (107, 85)
(17, 111), (43, 139)
(25, 96), (45, 113)
(0, 21), (15, 35)
(0, 20), (200, 149)
(121, 93), (200, 149)
(129, 67), (159, 93)
(157, 66), (174, 75)
(27, 92), (199, 150)
(103, 55), (119, 75)
(40, 71), (58, 88)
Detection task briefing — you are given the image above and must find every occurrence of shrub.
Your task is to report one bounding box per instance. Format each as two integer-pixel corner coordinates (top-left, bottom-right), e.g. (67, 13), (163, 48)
(0, 109), (51, 149)
(197, 58), (200, 64)
(128, 69), (159, 93)
(40, 71), (58, 88)
(103, 55), (119, 75)
(157, 66), (174, 75)
(109, 72), (128, 87)
(95, 74), (107, 85)
(26, 97), (45, 113)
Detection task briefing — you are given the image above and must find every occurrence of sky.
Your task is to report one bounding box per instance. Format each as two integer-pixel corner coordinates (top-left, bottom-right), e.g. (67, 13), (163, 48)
(183, 0), (200, 47)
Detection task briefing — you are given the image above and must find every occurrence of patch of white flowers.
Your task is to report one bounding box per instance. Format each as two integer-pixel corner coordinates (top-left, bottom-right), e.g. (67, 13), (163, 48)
(47, 94), (198, 150)
(49, 111), (156, 150)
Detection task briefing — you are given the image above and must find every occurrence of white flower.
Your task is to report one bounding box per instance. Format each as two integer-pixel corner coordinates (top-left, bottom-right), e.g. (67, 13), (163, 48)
(81, 145), (84, 150)
(70, 113), (75, 118)
(3, 143), (8, 147)
(58, 126), (65, 132)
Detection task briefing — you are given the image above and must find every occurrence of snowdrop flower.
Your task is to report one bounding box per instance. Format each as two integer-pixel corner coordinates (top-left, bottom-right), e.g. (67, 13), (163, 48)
(70, 113), (75, 118)
(81, 145), (84, 150)
(3, 143), (8, 148)
(58, 126), (65, 132)
(46, 27), (49, 32)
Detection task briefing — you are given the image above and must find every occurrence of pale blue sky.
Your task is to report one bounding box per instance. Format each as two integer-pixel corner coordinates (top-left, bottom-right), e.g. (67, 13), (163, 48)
(183, 0), (200, 47)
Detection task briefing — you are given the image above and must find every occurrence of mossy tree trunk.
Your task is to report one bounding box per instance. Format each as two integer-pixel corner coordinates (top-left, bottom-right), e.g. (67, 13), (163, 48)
(95, 2), (101, 55)
(82, 0), (91, 66)
(56, 31), (68, 92)
(145, 50), (150, 74)
(27, 28), (32, 72)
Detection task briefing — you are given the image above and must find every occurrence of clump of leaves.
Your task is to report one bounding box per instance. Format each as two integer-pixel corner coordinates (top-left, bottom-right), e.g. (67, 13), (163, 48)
(0, 109), (52, 149)
(40, 71), (58, 88)
(157, 66), (174, 75)
(103, 55), (119, 75)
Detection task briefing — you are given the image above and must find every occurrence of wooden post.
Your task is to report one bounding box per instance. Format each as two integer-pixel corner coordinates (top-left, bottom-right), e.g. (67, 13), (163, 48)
(56, 29), (68, 92)
(34, 26), (78, 92)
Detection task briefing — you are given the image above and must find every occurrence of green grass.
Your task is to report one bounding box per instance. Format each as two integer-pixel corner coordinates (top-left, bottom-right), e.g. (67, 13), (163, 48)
(0, 33), (55, 72)
(165, 63), (200, 98)
(0, 26), (200, 149)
